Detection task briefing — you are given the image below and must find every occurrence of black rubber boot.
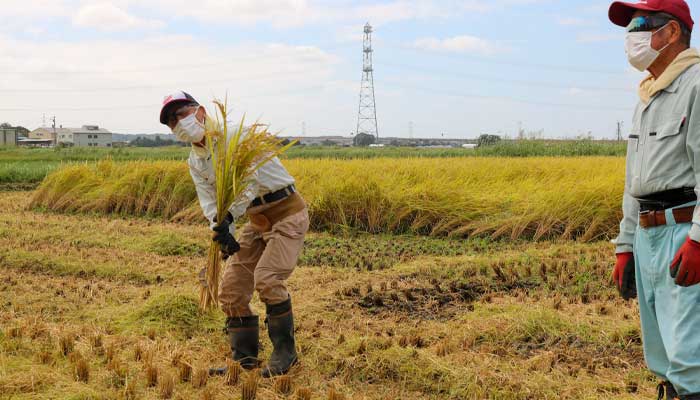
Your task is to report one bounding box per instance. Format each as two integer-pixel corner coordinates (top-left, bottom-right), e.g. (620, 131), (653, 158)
(261, 298), (297, 378)
(658, 381), (679, 400)
(209, 315), (259, 376)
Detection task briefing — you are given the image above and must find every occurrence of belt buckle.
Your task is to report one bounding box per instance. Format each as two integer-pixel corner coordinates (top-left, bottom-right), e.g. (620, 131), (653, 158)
(639, 210), (651, 227)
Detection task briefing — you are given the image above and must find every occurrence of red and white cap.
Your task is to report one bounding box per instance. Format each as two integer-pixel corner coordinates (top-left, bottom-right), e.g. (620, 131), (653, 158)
(609, 0), (694, 31)
(159, 91), (199, 125)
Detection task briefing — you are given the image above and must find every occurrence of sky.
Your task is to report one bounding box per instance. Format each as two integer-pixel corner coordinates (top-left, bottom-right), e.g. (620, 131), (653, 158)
(1, 0), (699, 139)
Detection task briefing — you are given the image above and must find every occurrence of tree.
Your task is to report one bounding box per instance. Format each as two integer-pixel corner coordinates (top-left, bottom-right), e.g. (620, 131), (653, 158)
(477, 134), (501, 147)
(130, 136), (181, 147)
(353, 133), (376, 147)
(0, 123), (11, 129)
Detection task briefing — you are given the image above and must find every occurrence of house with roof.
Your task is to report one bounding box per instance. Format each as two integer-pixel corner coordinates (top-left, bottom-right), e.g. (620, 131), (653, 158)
(28, 125), (113, 147)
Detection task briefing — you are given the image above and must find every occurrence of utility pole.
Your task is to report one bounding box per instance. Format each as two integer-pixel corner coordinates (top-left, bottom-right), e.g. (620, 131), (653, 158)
(356, 22), (379, 140)
(517, 121), (524, 140)
(408, 121), (414, 139)
(616, 121), (624, 141)
(301, 121), (307, 137)
(51, 116), (57, 147)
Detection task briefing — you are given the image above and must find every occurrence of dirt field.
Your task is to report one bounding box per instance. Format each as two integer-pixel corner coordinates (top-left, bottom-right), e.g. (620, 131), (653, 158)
(0, 190), (657, 399)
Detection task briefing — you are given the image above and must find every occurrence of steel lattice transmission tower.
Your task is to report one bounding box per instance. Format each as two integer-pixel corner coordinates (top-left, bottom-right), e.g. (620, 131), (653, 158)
(356, 22), (379, 139)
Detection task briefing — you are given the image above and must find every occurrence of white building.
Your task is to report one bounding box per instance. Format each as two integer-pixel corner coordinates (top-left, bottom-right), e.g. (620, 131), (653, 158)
(0, 128), (17, 146)
(70, 126), (113, 147)
(29, 125), (113, 147)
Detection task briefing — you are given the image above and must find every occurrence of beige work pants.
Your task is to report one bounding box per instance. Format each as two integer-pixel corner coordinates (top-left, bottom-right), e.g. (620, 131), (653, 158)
(219, 205), (309, 317)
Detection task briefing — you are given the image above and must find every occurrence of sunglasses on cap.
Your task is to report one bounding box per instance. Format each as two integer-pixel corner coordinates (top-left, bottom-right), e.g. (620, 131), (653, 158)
(626, 15), (674, 33)
(166, 103), (199, 126)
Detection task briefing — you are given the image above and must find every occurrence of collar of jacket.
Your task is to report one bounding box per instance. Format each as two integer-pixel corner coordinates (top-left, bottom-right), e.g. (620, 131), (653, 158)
(639, 48), (700, 104)
(191, 143), (209, 158)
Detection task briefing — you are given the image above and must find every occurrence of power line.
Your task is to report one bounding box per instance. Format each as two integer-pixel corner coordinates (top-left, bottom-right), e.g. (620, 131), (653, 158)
(388, 45), (630, 76)
(380, 61), (634, 93)
(381, 81), (633, 112)
(0, 84), (331, 112)
(0, 66), (314, 93)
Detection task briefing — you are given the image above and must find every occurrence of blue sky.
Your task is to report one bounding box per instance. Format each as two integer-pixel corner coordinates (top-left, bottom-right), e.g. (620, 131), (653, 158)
(1, 0), (699, 139)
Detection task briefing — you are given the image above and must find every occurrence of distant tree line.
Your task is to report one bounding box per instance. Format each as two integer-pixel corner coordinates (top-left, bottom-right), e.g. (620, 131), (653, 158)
(130, 136), (186, 147)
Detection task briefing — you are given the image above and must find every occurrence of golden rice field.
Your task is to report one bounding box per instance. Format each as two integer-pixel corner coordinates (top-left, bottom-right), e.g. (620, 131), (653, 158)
(29, 157), (625, 241)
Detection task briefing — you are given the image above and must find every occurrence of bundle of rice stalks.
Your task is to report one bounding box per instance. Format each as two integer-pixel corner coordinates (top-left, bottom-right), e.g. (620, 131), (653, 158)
(58, 333), (74, 356)
(327, 387), (345, 400)
(200, 99), (294, 310)
(241, 371), (259, 400)
(225, 359), (242, 386)
(179, 361), (193, 383)
(192, 365), (208, 388)
(274, 375), (293, 395)
(295, 388), (312, 400)
(158, 372), (175, 399)
(145, 362), (159, 387)
(6, 326), (22, 339)
(74, 357), (90, 383)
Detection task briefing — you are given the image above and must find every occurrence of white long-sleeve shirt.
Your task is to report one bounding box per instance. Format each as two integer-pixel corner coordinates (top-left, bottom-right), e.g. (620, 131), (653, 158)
(188, 146), (295, 231)
(615, 63), (700, 253)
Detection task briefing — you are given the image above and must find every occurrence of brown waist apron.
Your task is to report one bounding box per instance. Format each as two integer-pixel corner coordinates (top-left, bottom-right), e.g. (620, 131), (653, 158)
(247, 192), (306, 231)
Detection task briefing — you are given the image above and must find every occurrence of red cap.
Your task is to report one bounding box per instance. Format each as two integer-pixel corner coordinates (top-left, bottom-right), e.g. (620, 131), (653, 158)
(159, 91), (199, 125)
(609, 0), (694, 31)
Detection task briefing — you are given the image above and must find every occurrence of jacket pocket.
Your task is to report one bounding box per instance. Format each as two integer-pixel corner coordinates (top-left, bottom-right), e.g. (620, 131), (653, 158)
(644, 115), (687, 183)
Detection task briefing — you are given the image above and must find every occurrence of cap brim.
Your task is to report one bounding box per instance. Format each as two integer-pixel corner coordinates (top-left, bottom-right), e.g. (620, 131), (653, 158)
(609, 1), (659, 27)
(159, 100), (191, 125)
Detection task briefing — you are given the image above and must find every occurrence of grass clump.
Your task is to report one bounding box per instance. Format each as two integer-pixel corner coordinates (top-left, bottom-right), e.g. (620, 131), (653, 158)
(147, 232), (205, 257)
(128, 294), (220, 337)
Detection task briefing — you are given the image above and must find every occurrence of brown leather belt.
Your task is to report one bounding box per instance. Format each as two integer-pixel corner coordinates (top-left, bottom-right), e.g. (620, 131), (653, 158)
(639, 206), (694, 228)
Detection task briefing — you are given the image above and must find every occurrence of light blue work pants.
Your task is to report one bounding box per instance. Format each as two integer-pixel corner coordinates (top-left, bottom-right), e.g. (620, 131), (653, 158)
(635, 203), (700, 395)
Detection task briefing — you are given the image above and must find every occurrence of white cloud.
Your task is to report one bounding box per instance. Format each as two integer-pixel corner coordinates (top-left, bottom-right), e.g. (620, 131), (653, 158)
(413, 35), (504, 55)
(2, 0), (70, 18)
(1, 0), (553, 31)
(0, 34), (340, 133)
(577, 32), (621, 43)
(567, 87), (586, 96)
(142, 0), (318, 27)
(73, 3), (165, 31)
(556, 17), (587, 27)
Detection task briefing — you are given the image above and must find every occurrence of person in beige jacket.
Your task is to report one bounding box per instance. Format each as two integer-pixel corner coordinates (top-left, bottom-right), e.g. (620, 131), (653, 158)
(159, 91), (309, 378)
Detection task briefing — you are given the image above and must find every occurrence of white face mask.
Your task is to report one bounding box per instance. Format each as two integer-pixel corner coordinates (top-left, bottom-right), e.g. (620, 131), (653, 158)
(625, 23), (671, 72)
(173, 107), (205, 143)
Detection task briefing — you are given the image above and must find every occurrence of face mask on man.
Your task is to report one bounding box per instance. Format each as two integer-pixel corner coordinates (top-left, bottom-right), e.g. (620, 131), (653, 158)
(173, 107), (205, 143)
(625, 23), (672, 72)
